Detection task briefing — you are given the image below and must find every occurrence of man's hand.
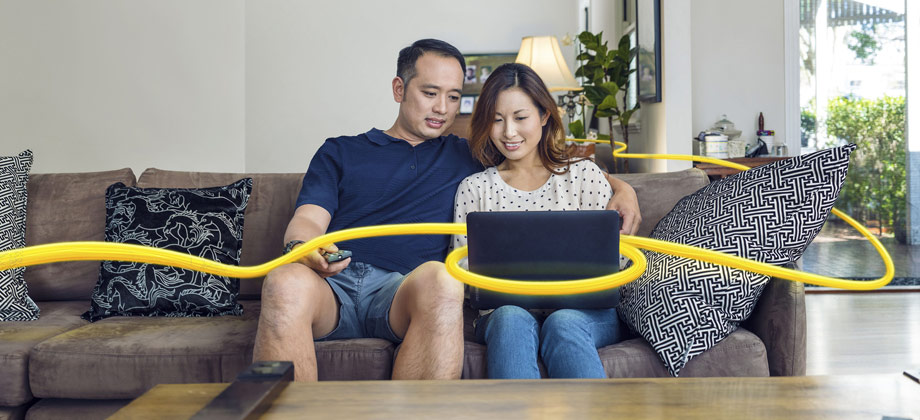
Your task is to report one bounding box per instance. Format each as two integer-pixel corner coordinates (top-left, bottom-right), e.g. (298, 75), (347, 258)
(284, 204), (350, 278)
(294, 242), (351, 278)
(605, 174), (642, 235)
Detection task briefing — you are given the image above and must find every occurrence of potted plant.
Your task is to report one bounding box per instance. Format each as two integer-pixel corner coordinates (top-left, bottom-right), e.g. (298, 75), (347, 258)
(571, 31), (639, 173)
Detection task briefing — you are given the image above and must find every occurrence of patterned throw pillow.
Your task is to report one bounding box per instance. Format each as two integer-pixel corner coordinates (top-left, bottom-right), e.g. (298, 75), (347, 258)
(82, 178), (253, 322)
(617, 144), (856, 376)
(0, 150), (39, 321)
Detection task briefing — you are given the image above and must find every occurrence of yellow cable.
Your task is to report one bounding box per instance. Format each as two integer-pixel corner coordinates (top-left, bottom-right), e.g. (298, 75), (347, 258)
(0, 141), (895, 292)
(564, 137), (895, 290)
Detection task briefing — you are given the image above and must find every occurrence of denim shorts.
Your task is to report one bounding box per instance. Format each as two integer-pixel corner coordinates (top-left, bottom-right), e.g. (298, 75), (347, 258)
(315, 262), (407, 343)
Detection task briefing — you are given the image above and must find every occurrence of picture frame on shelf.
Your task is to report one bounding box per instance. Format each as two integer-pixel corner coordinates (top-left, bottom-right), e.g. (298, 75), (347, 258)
(461, 53), (518, 95)
(637, 0), (662, 103)
(460, 96), (476, 115)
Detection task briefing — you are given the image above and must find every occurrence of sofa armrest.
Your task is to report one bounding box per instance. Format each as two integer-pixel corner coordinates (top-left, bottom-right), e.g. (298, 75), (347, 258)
(741, 261), (807, 376)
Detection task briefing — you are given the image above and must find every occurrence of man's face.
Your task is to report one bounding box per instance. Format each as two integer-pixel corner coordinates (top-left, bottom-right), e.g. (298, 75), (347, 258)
(392, 53), (464, 143)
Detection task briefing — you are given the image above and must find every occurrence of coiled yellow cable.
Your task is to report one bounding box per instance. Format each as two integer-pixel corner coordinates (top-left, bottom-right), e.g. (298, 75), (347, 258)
(0, 141), (894, 292)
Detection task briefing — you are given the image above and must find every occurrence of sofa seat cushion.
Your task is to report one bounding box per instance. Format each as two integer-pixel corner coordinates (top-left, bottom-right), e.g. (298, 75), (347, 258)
(315, 339), (396, 381)
(460, 328), (768, 379)
(598, 327), (769, 377)
(29, 300), (261, 400)
(0, 403), (29, 420)
(22, 398), (129, 420)
(0, 300), (89, 406)
(0, 301), (88, 407)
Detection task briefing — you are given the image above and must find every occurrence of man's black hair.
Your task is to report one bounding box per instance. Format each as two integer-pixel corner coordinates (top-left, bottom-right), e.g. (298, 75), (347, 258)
(396, 39), (466, 87)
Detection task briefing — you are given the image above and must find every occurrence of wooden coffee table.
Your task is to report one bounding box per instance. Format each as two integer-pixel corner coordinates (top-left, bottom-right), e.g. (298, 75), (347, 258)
(112, 374), (919, 419)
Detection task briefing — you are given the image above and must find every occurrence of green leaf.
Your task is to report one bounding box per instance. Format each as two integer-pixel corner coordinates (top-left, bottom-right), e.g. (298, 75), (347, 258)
(592, 68), (606, 84)
(578, 31), (597, 46)
(618, 34), (630, 51)
(595, 109), (614, 118)
(597, 95), (618, 111)
(607, 50), (620, 63)
(583, 86), (608, 105)
(596, 45), (608, 61)
(568, 119), (585, 138)
(620, 109), (638, 126)
(599, 82), (619, 95)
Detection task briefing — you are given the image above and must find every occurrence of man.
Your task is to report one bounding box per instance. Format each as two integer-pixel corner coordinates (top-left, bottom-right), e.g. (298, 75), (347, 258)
(253, 39), (641, 381)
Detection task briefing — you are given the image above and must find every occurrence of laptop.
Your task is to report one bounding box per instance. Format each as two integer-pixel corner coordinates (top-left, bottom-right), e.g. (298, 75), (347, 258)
(466, 210), (622, 310)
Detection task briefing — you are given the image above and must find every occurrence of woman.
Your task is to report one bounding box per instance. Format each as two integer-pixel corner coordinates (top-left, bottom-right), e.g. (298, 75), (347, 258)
(452, 63), (622, 379)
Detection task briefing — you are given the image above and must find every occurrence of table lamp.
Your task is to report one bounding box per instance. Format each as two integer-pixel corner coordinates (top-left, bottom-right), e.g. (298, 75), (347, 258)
(515, 36), (584, 126)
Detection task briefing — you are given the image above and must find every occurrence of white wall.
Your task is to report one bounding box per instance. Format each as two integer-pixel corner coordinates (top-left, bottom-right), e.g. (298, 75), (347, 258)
(634, 0), (693, 173)
(245, 0), (579, 172)
(0, 1), (792, 176)
(0, 1), (245, 175)
(0, 1), (577, 174)
(690, 0), (787, 152)
(630, 0), (788, 173)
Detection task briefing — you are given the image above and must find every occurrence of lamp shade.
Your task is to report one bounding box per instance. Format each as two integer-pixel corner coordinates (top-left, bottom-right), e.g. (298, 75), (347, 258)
(515, 36), (583, 92)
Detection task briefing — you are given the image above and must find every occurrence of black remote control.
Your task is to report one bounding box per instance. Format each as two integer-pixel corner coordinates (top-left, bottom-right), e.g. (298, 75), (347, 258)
(323, 250), (352, 263)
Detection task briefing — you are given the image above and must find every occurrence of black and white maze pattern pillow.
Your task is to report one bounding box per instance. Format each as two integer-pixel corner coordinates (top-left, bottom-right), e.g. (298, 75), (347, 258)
(82, 178), (252, 322)
(0, 150), (39, 322)
(617, 144), (856, 376)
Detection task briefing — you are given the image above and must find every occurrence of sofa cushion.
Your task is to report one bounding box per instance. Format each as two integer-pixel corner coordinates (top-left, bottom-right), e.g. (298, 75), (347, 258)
(741, 266), (807, 376)
(613, 168), (710, 238)
(82, 179), (252, 322)
(315, 339), (396, 381)
(24, 168), (137, 301)
(137, 169), (305, 298)
(30, 300), (261, 399)
(20, 398), (129, 420)
(597, 328), (769, 377)
(0, 150), (38, 322)
(460, 328), (768, 379)
(0, 301), (88, 407)
(0, 403), (30, 420)
(618, 144), (855, 376)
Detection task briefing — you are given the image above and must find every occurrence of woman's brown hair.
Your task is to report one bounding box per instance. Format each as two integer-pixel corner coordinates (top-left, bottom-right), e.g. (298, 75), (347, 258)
(469, 63), (578, 173)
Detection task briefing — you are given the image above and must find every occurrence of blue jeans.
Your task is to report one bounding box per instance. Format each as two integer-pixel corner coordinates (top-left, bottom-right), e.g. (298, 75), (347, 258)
(474, 306), (622, 379)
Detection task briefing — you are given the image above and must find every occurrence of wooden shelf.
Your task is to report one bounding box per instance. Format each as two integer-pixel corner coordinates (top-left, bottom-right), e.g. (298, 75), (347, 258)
(694, 157), (789, 180)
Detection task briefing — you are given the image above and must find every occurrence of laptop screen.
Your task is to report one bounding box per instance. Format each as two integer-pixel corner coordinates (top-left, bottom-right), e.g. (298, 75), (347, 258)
(466, 210), (621, 309)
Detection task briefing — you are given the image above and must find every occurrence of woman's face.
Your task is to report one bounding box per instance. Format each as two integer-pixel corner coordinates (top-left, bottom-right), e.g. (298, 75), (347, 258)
(490, 87), (548, 165)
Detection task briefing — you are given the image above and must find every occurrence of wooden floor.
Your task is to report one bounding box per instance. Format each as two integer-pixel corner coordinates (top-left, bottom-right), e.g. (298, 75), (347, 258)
(805, 292), (920, 375)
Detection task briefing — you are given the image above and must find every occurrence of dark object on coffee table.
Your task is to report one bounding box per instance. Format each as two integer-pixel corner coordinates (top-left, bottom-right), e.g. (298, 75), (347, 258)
(192, 361), (294, 420)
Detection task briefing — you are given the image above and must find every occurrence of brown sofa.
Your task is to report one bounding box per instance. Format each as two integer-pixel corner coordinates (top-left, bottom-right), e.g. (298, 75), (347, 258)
(0, 167), (806, 420)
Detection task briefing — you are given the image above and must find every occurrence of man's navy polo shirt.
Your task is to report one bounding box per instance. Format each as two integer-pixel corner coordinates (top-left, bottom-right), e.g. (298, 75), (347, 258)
(297, 128), (484, 274)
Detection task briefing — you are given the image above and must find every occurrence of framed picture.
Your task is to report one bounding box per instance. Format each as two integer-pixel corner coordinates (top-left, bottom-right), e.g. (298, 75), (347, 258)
(636, 0), (661, 103)
(461, 53), (517, 95)
(460, 95), (476, 115)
